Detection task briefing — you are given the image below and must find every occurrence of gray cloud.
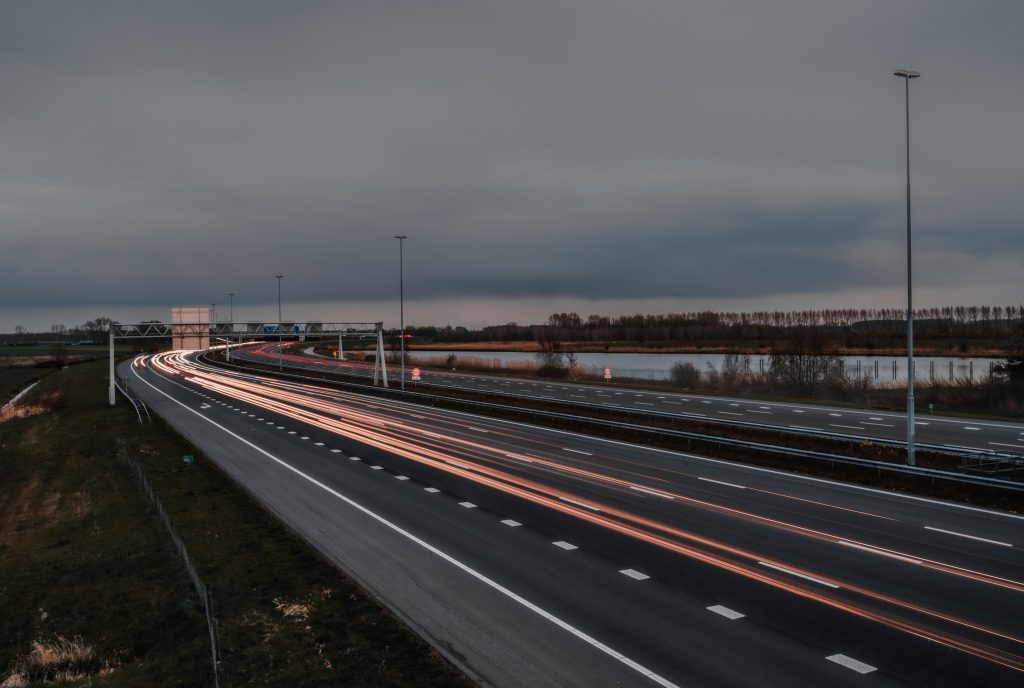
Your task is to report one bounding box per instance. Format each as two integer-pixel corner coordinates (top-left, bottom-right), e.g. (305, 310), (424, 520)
(1, 1), (1022, 328)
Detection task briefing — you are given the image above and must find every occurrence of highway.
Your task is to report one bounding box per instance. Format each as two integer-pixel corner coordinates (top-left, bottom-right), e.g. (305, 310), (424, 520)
(234, 343), (1024, 459)
(126, 350), (1024, 687)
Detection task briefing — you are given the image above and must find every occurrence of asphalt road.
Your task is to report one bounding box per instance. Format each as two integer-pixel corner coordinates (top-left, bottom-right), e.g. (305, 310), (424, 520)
(124, 351), (1024, 687)
(234, 344), (1024, 459)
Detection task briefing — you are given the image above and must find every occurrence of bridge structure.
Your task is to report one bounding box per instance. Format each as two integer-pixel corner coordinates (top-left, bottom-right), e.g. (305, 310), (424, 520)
(109, 319), (388, 405)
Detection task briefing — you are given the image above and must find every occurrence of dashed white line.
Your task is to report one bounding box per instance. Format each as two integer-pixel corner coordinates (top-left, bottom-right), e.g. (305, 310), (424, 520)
(553, 541), (578, 550)
(349, 456), (362, 461)
(287, 431), (297, 435)
(330, 449), (342, 453)
(837, 540), (921, 564)
(501, 519), (521, 527)
(620, 569), (649, 581)
(826, 654), (876, 674)
(467, 427), (489, 433)
(964, 426), (980, 431)
(707, 605), (744, 620)
(424, 487), (440, 493)
(697, 477), (746, 490)
(314, 442), (324, 446)
(370, 465), (383, 470)
(924, 526), (1012, 547)
(563, 448), (593, 456)
(300, 436), (310, 440)
(560, 497), (601, 511)
(758, 561), (839, 589)
(459, 501), (477, 509)
(829, 424), (863, 430)
(630, 486), (675, 499)
(395, 475), (410, 481)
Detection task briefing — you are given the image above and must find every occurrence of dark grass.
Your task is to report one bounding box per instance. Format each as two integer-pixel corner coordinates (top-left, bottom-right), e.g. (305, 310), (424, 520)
(1, 360), (474, 687)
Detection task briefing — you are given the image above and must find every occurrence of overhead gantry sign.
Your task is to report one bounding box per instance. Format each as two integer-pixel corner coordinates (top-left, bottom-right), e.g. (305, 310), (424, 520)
(108, 318), (389, 405)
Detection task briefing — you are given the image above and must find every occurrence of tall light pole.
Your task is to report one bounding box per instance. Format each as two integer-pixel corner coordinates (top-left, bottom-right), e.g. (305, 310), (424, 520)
(275, 275), (284, 371)
(395, 235), (408, 390)
(275, 275), (284, 323)
(894, 68), (920, 466)
(228, 292), (235, 322)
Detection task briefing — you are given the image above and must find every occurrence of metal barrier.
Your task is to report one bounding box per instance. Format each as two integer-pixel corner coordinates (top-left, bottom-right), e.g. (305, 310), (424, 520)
(114, 375), (151, 423)
(117, 439), (221, 687)
(229, 350), (1024, 467)
(200, 353), (1024, 494)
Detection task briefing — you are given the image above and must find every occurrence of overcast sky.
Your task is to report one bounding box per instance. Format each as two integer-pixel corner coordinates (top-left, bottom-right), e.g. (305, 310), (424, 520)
(1, 1), (1022, 331)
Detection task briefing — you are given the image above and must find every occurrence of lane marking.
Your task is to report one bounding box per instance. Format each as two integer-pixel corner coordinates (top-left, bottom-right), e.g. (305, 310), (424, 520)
(506, 453), (535, 463)
(924, 526), (1012, 548)
(459, 501), (477, 509)
(697, 477), (746, 490)
(330, 449), (342, 453)
(989, 442), (1024, 449)
(826, 654), (876, 674)
(314, 442), (324, 446)
(758, 562), (839, 589)
(828, 413), (842, 417)
(288, 431), (297, 435)
(395, 475), (410, 481)
(747, 410), (770, 414)
(132, 367), (684, 688)
(717, 411), (743, 416)
(560, 497), (601, 512)
(829, 424), (863, 430)
(563, 448), (593, 456)
(300, 436), (310, 440)
(553, 541), (578, 550)
(468, 427), (489, 433)
(620, 569), (649, 581)
(501, 519), (521, 527)
(370, 465), (384, 470)
(859, 422), (894, 428)
(964, 427), (980, 431)
(630, 486), (675, 500)
(838, 540), (921, 564)
(424, 487), (440, 493)
(707, 605), (744, 620)
(349, 456), (362, 461)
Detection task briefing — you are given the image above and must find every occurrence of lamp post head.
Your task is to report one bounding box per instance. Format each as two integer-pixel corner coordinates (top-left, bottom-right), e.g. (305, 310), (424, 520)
(395, 234), (407, 241)
(275, 274), (283, 280)
(893, 69), (920, 79)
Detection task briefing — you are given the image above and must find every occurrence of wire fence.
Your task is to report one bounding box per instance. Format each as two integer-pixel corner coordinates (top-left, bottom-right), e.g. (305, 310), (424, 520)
(116, 438), (221, 687)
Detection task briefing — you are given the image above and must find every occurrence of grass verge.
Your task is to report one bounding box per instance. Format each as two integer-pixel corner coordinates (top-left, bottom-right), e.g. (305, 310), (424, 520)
(1, 360), (473, 687)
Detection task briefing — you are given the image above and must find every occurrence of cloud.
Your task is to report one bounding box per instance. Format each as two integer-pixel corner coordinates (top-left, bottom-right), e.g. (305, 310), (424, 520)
(1, 1), (1022, 329)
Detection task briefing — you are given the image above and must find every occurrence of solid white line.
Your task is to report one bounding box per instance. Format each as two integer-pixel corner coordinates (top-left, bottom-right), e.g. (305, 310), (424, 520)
(837, 540), (921, 564)
(718, 411), (743, 416)
(630, 486), (675, 500)
(697, 477), (746, 490)
(707, 605), (744, 620)
(563, 448), (593, 456)
(133, 367), (682, 688)
(501, 519), (521, 527)
(620, 569), (649, 581)
(553, 541), (578, 550)
(758, 562), (839, 589)
(924, 526), (1012, 547)
(988, 442), (1024, 449)
(859, 422), (894, 427)
(459, 501), (477, 509)
(829, 424), (863, 430)
(826, 654), (876, 674)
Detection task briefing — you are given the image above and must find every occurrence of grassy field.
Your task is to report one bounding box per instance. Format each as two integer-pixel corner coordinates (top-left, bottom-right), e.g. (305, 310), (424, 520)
(0, 368), (47, 404)
(0, 360), (472, 687)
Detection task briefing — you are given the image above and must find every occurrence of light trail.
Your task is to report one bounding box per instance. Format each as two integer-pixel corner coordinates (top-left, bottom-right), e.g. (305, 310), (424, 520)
(140, 351), (1024, 673)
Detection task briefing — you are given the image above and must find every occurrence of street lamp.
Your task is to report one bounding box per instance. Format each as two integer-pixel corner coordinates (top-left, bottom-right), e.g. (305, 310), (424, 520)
(275, 275), (284, 371)
(228, 292), (235, 322)
(894, 68), (920, 466)
(395, 235), (408, 391)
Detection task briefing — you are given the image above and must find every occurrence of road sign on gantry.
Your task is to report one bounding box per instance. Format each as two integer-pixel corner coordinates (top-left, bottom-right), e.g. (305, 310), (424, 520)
(172, 307), (211, 350)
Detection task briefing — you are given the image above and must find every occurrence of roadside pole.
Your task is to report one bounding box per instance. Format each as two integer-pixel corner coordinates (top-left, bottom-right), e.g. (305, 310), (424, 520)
(108, 326), (116, 406)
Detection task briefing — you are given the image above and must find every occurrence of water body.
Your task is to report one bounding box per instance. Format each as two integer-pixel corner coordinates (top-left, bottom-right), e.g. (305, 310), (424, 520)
(410, 350), (1004, 384)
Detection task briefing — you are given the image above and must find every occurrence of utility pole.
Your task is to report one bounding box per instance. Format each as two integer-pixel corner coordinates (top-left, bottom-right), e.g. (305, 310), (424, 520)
(395, 235), (408, 391)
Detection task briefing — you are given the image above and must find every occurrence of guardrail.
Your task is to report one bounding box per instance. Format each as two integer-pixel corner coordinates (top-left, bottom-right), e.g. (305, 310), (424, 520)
(200, 353), (1024, 494)
(114, 375), (151, 423)
(230, 350), (1024, 468)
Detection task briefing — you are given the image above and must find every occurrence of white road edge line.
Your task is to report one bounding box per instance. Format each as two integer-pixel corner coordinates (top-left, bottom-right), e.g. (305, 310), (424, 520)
(131, 366), (682, 688)
(758, 562), (839, 589)
(826, 654), (876, 674)
(923, 526), (1012, 548)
